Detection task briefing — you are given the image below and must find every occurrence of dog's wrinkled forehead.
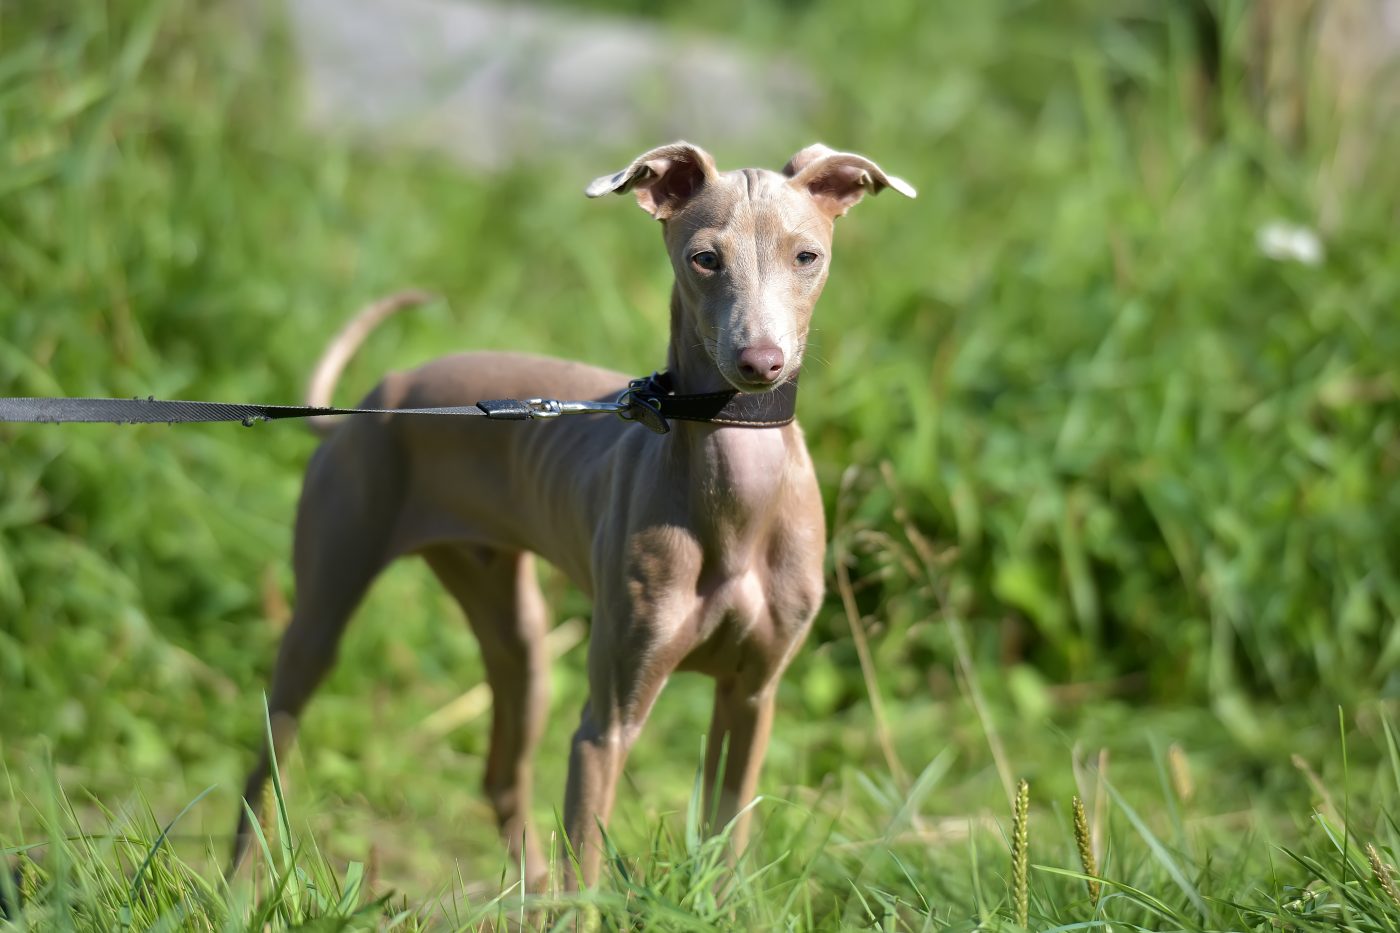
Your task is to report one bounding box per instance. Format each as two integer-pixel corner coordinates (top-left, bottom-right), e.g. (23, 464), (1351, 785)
(666, 168), (823, 236)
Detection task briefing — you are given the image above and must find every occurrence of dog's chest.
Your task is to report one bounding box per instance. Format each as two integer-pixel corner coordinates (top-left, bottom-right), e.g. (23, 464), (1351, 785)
(692, 428), (791, 534)
(674, 431), (823, 677)
(678, 557), (819, 680)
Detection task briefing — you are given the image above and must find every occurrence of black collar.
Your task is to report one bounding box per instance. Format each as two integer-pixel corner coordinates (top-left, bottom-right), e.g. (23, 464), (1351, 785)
(619, 371), (799, 434)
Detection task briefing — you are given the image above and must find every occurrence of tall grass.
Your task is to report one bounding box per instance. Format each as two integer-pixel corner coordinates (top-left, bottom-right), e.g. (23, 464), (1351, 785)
(7, 717), (1400, 929)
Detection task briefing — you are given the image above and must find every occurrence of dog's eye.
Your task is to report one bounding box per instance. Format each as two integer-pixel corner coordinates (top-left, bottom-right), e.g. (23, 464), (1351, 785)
(795, 251), (819, 267)
(691, 251), (720, 272)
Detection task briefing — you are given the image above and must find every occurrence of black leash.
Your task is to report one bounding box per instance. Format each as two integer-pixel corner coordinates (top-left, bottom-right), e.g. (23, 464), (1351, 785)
(0, 372), (798, 435)
(0, 396), (495, 426)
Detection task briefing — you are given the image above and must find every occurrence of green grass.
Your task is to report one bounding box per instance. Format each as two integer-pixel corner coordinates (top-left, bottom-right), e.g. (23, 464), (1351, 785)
(2, 0), (1399, 928)
(7, 709), (1400, 929)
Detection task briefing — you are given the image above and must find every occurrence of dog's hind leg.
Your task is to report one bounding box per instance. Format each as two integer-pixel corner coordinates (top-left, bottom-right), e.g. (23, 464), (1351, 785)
(231, 433), (404, 869)
(424, 545), (551, 889)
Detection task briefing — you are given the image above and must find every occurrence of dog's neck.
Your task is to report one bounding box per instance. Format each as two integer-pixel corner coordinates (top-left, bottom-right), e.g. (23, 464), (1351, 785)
(665, 284), (736, 396)
(662, 284), (795, 563)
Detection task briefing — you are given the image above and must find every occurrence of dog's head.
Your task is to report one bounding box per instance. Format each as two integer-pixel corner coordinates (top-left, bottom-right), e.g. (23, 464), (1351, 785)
(587, 142), (915, 393)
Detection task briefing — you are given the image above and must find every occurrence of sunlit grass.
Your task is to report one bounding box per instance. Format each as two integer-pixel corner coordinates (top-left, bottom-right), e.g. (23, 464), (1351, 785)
(7, 712), (1400, 929)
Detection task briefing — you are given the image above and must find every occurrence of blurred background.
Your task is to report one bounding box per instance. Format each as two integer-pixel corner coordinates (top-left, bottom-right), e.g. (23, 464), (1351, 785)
(2, 0), (1399, 922)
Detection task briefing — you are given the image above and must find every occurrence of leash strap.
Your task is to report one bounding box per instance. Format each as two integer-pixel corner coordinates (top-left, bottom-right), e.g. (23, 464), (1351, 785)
(0, 373), (799, 434)
(0, 396), (493, 426)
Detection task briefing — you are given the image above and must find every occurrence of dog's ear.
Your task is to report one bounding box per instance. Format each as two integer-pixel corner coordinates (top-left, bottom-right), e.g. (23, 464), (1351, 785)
(784, 144), (916, 218)
(585, 142), (719, 220)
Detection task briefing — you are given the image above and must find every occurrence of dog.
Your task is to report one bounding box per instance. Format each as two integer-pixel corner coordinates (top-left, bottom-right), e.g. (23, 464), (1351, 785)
(232, 141), (914, 888)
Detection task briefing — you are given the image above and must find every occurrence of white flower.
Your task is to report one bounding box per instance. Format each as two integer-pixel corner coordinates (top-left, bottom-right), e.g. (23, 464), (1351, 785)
(1255, 221), (1324, 266)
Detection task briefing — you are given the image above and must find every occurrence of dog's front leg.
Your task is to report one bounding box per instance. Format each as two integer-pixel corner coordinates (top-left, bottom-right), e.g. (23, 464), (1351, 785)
(702, 678), (778, 856)
(561, 702), (629, 889)
(561, 685), (669, 888)
(561, 596), (681, 889)
(702, 581), (822, 861)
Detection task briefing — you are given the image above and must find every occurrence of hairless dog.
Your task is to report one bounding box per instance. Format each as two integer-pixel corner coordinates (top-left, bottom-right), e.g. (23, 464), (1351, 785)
(232, 142), (914, 888)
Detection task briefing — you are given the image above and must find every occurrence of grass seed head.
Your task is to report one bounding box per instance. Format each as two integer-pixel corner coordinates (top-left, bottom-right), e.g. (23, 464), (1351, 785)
(1368, 843), (1400, 909)
(1012, 778), (1029, 927)
(1072, 794), (1100, 907)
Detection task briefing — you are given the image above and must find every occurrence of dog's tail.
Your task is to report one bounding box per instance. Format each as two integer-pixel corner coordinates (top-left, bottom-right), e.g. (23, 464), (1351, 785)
(305, 290), (436, 437)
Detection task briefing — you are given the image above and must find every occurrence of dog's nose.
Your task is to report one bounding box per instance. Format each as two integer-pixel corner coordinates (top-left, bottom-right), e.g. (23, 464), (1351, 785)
(737, 345), (785, 383)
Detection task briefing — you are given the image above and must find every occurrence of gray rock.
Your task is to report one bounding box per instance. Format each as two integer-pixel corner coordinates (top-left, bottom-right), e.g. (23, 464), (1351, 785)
(286, 0), (817, 169)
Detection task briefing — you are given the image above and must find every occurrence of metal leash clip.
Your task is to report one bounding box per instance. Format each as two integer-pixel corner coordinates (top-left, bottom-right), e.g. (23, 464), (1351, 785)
(504, 377), (669, 434)
(524, 398), (628, 419)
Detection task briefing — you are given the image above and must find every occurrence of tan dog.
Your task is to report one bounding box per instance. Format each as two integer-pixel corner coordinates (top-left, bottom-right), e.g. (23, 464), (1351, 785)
(233, 142), (914, 888)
